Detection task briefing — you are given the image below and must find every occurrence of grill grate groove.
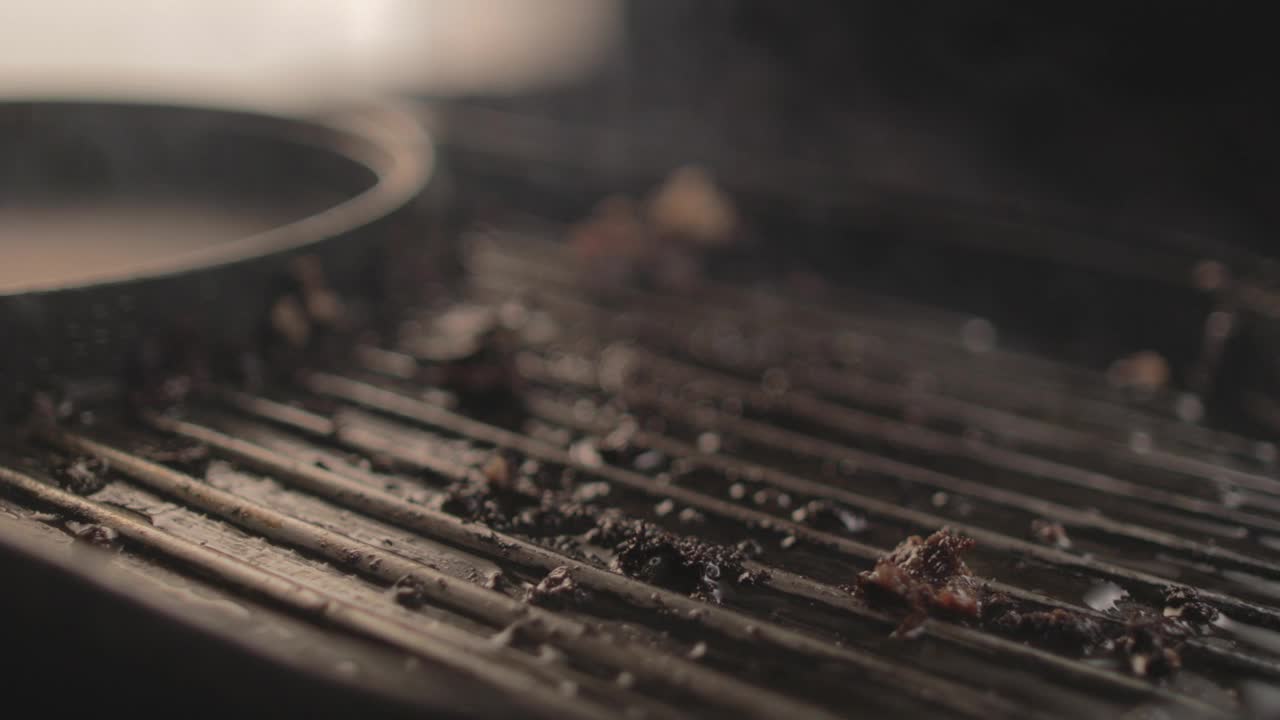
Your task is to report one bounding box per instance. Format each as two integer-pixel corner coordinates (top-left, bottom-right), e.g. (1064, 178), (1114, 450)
(5, 229), (1279, 717)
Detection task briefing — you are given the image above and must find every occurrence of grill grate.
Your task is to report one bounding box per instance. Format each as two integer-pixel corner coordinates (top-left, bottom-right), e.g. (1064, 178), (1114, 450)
(5, 228), (1280, 718)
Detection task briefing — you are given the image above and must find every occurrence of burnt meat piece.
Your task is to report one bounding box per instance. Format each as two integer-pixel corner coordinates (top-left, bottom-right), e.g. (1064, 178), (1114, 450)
(856, 528), (985, 621)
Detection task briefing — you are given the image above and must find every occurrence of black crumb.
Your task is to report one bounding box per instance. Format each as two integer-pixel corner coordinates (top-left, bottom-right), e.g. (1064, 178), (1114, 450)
(391, 575), (430, 609)
(51, 456), (110, 496)
(435, 448), (765, 602)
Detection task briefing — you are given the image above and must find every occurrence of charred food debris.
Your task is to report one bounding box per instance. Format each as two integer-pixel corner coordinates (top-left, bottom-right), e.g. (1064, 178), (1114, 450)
(1030, 519), (1072, 549)
(525, 566), (592, 610)
(1115, 621), (1184, 678)
(1107, 588), (1215, 679)
(856, 529), (986, 633)
(1162, 586), (1220, 624)
(436, 449), (765, 603)
(64, 520), (120, 548)
(590, 513), (766, 603)
(50, 455), (110, 496)
(858, 529), (1218, 677)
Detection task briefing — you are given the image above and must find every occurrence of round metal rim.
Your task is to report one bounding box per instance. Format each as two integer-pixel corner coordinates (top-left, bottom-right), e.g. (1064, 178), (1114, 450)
(0, 99), (433, 297)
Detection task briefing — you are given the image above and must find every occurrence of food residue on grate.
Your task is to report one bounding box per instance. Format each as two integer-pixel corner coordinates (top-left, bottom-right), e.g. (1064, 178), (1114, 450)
(64, 520), (120, 547)
(855, 528), (985, 635)
(435, 448), (766, 603)
(525, 566), (592, 610)
(1030, 518), (1072, 549)
(593, 513), (767, 603)
(50, 455), (110, 496)
(857, 529), (1221, 677)
(390, 575), (430, 609)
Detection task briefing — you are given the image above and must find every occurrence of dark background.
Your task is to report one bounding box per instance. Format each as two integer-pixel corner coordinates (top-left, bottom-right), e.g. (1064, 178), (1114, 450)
(484, 1), (1278, 253)
(436, 1), (1280, 426)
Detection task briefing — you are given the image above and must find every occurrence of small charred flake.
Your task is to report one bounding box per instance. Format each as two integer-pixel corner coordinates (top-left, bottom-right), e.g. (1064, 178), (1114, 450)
(65, 521), (120, 548)
(391, 576), (430, 609)
(526, 566), (591, 610)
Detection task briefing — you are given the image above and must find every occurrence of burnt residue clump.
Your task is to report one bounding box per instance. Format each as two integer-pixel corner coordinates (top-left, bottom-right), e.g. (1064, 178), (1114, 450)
(435, 449), (765, 603)
(51, 456), (110, 496)
(590, 513), (767, 603)
(1097, 587), (1219, 679)
(1162, 586), (1220, 624)
(982, 594), (1105, 654)
(855, 529), (985, 630)
(438, 453), (532, 524)
(437, 453), (596, 543)
(859, 529), (1219, 678)
(1114, 620), (1186, 678)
